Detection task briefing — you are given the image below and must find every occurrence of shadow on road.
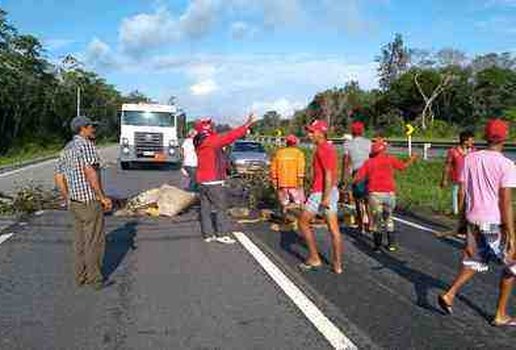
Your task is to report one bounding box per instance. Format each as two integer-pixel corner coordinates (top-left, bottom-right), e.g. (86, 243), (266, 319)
(344, 227), (492, 321)
(277, 224), (491, 322)
(102, 220), (138, 280)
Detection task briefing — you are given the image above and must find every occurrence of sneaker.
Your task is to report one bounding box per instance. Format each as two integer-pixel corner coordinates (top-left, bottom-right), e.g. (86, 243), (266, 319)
(387, 244), (399, 252)
(203, 235), (217, 243)
(216, 235), (236, 244)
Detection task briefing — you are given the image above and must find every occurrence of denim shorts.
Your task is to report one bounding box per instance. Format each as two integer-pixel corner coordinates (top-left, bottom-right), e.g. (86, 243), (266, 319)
(462, 222), (516, 276)
(304, 187), (339, 215)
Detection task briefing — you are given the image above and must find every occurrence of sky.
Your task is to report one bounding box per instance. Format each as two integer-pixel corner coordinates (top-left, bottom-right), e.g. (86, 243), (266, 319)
(2, 0), (516, 122)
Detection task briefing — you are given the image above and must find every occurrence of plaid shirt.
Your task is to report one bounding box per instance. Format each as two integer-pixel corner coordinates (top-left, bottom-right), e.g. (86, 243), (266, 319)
(55, 135), (101, 203)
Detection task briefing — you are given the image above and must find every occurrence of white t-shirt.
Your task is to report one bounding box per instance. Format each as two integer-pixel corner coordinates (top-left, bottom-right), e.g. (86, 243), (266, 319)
(182, 138), (198, 167)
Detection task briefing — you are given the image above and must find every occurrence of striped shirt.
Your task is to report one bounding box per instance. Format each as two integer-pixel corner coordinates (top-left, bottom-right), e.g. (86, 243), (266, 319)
(54, 135), (101, 203)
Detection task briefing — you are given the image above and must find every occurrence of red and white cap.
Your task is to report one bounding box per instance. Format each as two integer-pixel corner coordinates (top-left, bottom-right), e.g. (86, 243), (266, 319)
(484, 118), (509, 143)
(285, 134), (299, 146)
(305, 120), (329, 133)
(194, 118), (213, 133)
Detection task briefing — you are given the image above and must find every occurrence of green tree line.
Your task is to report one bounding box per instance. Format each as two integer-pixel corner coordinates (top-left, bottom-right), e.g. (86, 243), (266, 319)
(0, 8), (150, 155)
(255, 34), (516, 139)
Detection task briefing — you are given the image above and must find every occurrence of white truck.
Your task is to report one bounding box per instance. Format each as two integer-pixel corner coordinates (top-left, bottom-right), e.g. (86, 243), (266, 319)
(119, 103), (186, 169)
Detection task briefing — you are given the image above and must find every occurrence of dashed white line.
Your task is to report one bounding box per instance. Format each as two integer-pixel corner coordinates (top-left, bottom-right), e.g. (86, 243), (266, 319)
(0, 158), (57, 178)
(0, 233), (14, 246)
(233, 231), (357, 350)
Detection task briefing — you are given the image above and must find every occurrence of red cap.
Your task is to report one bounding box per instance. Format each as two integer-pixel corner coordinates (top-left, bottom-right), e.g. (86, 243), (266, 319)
(485, 119), (509, 143)
(370, 140), (387, 156)
(305, 120), (328, 133)
(351, 121), (365, 136)
(285, 134), (298, 146)
(194, 118), (213, 133)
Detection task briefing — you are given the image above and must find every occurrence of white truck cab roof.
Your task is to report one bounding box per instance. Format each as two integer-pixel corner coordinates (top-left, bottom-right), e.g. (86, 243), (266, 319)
(122, 103), (177, 113)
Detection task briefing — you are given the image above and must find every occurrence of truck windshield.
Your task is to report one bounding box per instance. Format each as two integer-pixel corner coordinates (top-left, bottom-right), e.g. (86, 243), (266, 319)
(122, 111), (175, 127)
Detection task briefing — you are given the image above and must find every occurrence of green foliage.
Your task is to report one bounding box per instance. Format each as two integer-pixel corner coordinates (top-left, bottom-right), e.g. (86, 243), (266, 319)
(0, 8), (150, 156)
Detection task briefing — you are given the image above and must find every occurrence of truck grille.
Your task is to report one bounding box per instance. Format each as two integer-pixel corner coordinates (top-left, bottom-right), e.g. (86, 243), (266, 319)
(134, 132), (163, 157)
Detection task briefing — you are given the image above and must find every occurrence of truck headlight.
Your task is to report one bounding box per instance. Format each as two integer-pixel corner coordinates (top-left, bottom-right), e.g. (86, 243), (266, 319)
(169, 139), (178, 147)
(123, 147), (130, 154)
(122, 138), (129, 146)
(168, 148), (175, 155)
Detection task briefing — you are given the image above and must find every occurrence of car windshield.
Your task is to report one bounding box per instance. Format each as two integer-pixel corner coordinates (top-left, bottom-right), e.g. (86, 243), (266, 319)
(122, 111), (175, 127)
(233, 143), (265, 153)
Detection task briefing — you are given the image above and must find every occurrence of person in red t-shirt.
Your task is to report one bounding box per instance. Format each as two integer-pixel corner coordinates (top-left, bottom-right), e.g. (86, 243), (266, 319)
(298, 120), (343, 274)
(194, 114), (256, 244)
(354, 140), (417, 252)
(440, 130), (475, 216)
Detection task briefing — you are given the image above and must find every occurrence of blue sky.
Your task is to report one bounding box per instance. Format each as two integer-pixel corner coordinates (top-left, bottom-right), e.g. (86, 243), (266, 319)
(2, 0), (516, 121)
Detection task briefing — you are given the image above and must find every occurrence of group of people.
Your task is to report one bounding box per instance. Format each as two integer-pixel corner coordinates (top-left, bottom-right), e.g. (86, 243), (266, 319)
(54, 113), (515, 326)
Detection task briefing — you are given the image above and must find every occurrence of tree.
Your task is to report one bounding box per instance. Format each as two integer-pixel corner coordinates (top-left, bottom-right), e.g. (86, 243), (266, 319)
(123, 90), (151, 104)
(376, 33), (411, 90)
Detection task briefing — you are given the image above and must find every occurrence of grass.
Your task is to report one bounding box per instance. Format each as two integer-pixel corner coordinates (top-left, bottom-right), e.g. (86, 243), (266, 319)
(0, 139), (116, 168)
(0, 143), (63, 168)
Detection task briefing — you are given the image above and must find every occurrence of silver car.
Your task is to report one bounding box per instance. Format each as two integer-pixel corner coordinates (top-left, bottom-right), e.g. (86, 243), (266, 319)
(229, 141), (269, 174)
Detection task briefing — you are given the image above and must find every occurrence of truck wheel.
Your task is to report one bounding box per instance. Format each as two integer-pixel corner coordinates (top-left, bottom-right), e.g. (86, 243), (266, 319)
(121, 162), (131, 170)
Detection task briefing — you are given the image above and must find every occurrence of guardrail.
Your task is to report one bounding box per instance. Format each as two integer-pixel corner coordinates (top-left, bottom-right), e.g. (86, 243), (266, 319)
(250, 136), (516, 160)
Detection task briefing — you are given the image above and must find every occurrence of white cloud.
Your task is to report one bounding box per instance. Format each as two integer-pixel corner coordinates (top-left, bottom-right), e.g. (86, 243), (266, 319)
(230, 21), (256, 40)
(119, 7), (179, 54)
(190, 79), (218, 95)
(85, 38), (117, 69)
(179, 0), (220, 38)
(251, 98), (305, 118)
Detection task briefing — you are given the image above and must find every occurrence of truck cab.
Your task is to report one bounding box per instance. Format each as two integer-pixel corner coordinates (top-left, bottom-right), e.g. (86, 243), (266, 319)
(119, 103), (186, 169)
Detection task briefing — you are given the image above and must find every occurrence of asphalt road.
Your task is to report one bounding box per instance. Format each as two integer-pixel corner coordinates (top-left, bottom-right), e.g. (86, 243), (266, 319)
(0, 145), (515, 349)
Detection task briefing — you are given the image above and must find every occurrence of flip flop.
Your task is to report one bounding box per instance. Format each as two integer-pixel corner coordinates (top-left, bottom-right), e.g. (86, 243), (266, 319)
(298, 262), (322, 271)
(437, 295), (453, 315)
(491, 318), (516, 327)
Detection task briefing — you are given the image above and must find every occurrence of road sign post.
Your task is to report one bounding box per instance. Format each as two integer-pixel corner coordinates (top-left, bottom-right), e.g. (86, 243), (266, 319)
(405, 124), (415, 156)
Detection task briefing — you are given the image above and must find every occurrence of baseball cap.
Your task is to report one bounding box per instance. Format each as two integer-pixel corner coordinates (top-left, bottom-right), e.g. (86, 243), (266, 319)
(305, 120), (328, 133)
(70, 116), (99, 133)
(370, 140), (387, 156)
(351, 121), (365, 136)
(285, 134), (299, 146)
(484, 119), (509, 143)
(194, 118), (213, 133)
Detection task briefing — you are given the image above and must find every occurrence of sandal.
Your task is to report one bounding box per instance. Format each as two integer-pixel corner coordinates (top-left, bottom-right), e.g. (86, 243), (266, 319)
(298, 262), (322, 271)
(438, 295), (453, 315)
(491, 318), (516, 327)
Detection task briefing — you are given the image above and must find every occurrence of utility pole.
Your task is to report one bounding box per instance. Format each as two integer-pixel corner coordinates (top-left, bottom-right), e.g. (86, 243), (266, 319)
(77, 85), (81, 117)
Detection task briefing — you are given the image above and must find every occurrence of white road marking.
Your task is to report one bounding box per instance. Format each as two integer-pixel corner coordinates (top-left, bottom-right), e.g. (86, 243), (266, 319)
(233, 231), (357, 350)
(393, 216), (463, 244)
(392, 216), (438, 233)
(0, 233), (14, 245)
(0, 158), (57, 178)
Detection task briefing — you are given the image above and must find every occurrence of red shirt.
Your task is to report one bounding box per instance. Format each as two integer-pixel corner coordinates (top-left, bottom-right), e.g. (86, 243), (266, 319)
(195, 125), (249, 183)
(311, 141), (338, 192)
(356, 154), (406, 193)
(446, 146), (474, 184)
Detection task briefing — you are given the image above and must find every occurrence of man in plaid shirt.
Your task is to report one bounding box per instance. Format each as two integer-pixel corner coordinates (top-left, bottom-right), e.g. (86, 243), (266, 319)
(54, 116), (112, 289)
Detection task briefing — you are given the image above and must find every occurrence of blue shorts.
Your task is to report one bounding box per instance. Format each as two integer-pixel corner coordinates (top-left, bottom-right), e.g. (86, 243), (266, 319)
(463, 222), (516, 276)
(304, 187), (339, 215)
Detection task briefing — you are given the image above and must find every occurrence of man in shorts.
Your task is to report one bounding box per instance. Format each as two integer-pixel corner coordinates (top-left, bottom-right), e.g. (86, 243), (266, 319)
(342, 121), (371, 232)
(298, 120), (343, 274)
(438, 119), (516, 327)
(270, 134), (306, 215)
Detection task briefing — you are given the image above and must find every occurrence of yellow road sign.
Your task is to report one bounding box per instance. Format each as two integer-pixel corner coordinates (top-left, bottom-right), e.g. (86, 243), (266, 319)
(405, 124), (415, 136)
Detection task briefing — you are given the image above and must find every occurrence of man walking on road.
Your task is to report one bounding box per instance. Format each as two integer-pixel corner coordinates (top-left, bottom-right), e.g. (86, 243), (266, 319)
(194, 114), (256, 244)
(342, 121), (372, 233)
(298, 120), (343, 274)
(440, 130), (475, 216)
(54, 116), (112, 289)
(438, 119), (516, 327)
(270, 134), (306, 215)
